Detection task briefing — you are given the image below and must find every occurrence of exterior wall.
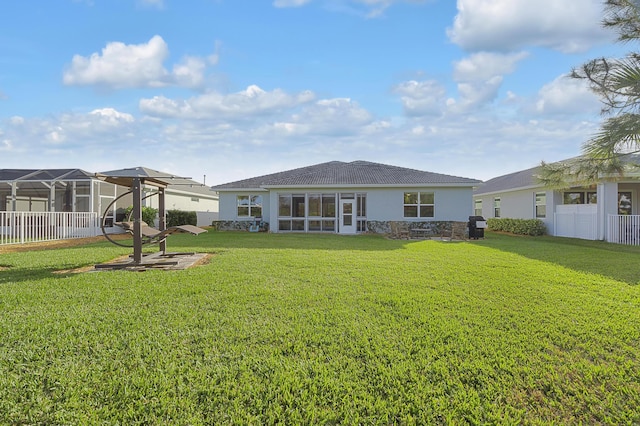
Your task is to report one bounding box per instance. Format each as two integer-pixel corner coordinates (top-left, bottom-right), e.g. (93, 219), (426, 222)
(218, 186), (476, 233)
(218, 191), (270, 222)
(365, 187), (473, 222)
(474, 188), (553, 234)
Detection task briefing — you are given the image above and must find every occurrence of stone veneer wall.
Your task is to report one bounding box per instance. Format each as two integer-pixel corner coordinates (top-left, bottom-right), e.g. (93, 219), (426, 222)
(366, 220), (466, 237)
(211, 220), (270, 232)
(212, 219), (466, 238)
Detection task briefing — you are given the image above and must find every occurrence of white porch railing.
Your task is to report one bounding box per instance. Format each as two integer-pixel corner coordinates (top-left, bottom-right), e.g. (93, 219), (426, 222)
(0, 211), (99, 246)
(607, 214), (640, 246)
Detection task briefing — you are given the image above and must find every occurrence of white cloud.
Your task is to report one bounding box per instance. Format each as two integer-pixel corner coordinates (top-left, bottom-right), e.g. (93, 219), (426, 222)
(63, 35), (213, 90)
(172, 56), (207, 89)
(449, 51), (528, 111)
(90, 108), (135, 124)
(448, 0), (610, 53)
(1, 92), (600, 184)
(139, 85), (316, 119)
(273, 97), (375, 136)
(453, 51), (528, 81)
(392, 80), (447, 116)
(531, 74), (599, 116)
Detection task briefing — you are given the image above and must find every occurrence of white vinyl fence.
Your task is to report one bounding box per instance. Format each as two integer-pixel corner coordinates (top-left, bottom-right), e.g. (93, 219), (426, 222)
(554, 204), (598, 240)
(0, 211), (99, 246)
(608, 214), (640, 246)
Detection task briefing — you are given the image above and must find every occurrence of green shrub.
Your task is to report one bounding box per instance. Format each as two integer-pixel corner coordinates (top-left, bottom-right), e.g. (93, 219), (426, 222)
(167, 210), (197, 227)
(124, 206), (158, 226)
(487, 218), (546, 236)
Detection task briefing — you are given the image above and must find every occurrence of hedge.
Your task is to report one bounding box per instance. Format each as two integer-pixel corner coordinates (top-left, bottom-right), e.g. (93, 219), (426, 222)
(167, 210), (198, 227)
(124, 206), (158, 226)
(486, 218), (546, 236)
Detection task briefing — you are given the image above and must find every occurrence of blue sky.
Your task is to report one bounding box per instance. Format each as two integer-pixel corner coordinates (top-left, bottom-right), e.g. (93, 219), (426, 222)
(0, 0), (625, 185)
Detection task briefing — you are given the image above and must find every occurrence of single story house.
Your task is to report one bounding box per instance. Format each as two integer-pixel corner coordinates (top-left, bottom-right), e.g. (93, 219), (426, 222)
(211, 160), (482, 235)
(473, 156), (640, 244)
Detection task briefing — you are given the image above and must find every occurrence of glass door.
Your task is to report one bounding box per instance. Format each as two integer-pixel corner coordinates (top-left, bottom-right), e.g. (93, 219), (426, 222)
(339, 199), (356, 234)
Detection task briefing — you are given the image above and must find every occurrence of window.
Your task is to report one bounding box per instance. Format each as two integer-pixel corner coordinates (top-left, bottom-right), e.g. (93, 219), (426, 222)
(535, 192), (546, 218)
(307, 193), (337, 231)
(278, 193), (307, 232)
(292, 194), (305, 217)
(619, 191), (632, 215)
(403, 192), (434, 218)
(493, 197), (501, 218)
(279, 194), (291, 216)
(357, 193), (367, 232)
(563, 191), (597, 205)
(563, 192), (584, 204)
(322, 194), (336, 218)
(474, 199), (482, 216)
(237, 194), (262, 217)
(277, 193), (348, 232)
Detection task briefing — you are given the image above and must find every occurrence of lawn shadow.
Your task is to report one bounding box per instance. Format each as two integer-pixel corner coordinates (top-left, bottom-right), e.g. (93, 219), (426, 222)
(168, 231), (412, 252)
(474, 232), (640, 285)
(0, 266), (71, 284)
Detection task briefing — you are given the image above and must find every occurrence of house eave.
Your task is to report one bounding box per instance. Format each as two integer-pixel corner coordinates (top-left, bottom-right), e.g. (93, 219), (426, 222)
(475, 184), (543, 197)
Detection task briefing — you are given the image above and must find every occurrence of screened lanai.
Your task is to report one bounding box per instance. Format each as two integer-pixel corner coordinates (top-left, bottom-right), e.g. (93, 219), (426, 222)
(0, 169), (121, 222)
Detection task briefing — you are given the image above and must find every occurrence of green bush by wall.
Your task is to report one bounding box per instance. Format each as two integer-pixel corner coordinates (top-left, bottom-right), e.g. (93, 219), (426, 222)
(167, 210), (197, 227)
(487, 218), (547, 236)
(124, 206), (159, 226)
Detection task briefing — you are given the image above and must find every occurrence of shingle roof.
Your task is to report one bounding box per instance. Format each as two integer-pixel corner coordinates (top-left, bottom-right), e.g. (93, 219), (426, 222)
(474, 165), (542, 195)
(212, 161), (481, 190)
(474, 153), (640, 195)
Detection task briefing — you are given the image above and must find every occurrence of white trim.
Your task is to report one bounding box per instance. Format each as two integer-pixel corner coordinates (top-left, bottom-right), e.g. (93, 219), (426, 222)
(339, 199), (357, 234)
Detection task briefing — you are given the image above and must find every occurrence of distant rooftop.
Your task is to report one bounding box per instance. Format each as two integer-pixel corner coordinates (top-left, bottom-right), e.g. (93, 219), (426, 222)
(474, 165), (542, 195)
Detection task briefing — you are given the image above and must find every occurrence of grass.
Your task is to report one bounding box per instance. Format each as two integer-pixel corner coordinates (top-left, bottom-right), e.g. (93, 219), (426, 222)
(0, 231), (639, 424)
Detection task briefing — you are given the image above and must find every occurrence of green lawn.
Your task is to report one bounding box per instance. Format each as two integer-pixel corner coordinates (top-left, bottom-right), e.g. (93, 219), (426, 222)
(1, 232), (639, 424)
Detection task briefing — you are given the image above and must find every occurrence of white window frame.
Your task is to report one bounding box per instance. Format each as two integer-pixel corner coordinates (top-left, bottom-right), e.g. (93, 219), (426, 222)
(535, 192), (546, 218)
(236, 194), (263, 218)
(403, 192), (435, 218)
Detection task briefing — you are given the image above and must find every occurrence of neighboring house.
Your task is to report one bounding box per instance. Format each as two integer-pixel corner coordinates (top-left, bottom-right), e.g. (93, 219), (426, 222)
(473, 156), (640, 244)
(211, 160), (481, 235)
(0, 167), (218, 227)
(98, 166), (219, 227)
(0, 168), (122, 216)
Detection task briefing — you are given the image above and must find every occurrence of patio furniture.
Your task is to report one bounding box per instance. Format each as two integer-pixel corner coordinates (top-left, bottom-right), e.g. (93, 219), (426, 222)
(115, 221), (207, 244)
(390, 222), (410, 239)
